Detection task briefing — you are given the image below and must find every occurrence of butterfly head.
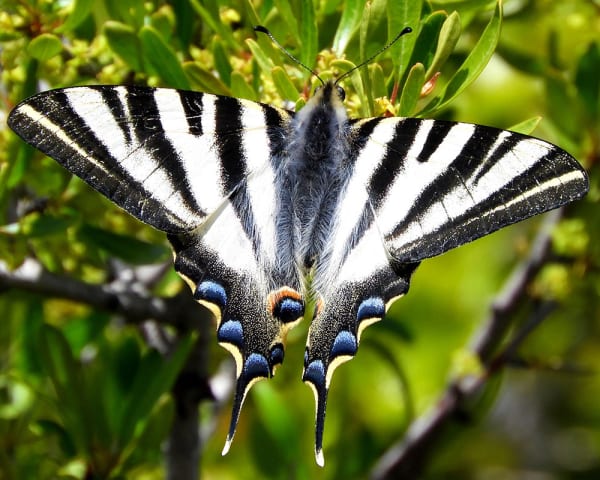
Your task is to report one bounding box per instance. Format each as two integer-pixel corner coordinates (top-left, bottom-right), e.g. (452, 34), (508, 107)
(295, 81), (349, 134)
(305, 81), (347, 111)
(313, 82), (346, 103)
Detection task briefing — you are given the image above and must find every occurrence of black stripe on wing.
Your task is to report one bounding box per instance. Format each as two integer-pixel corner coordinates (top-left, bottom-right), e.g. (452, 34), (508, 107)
(367, 117), (420, 208)
(417, 121), (454, 162)
(32, 89), (119, 169)
(214, 96), (264, 263)
(389, 124), (503, 225)
(97, 87), (132, 143)
(178, 90), (204, 136)
(125, 87), (204, 216)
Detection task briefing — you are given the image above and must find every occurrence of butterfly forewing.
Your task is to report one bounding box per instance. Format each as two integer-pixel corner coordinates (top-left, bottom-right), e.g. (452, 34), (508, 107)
(365, 119), (588, 262)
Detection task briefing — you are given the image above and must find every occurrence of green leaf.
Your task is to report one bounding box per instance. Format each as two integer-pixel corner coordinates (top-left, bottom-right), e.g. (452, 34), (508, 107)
(509, 116), (542, 135)
(294, 97), (306, 112)
(127, 395), (175, 458)
(112, 336), (142, 398)
(546, 75), (580, 142)
(575, 42), (600, 121)
(35, 419), (77, 457)
(271, 66), (300, 102)
(104, 21), (142, 72)
(22, 213), (75, 238)
(183, 62), (231, 95)
(117, 334), (195, 447)
(171, 0), (195, 49)
(27, 34), (62, 61)
(188, 0), (237, 50)
(363, 336), (414, 422)
(231, 71), (259, 101)
(331, 59), (358, 77)
(299, 0), (318, 73)
(424, 1), (502, 113)
(425, 11), (461, 80)
(246, 38), (276, 76)
(399, 62), (425, 117)
(5, 140), (35, 189)
(56, 0), (93, 33)
(38, 325), (79, 396)
(388, 0), (423, 79)
(0, 375), (34, 419)
(139, 26), (190, 89)
(429, 0), (496, 23)
(358, 1), (374, 115)
(10, 298), (44, 374)
(496, 43), (548, 77)
(406, 11), (447, 78)
(37, 324), (90, 452)
(212, 38), (233, 87)
(273, 0), (300, 42)
(105, 0), (146, 29)
(369, 63), (387, 100)
(77, 224), (170, 265)
(149, 6), (175, 41)
(62, 311), (110, 355)
(240, 0), (261, 28)
(0, 30), (22, 41)
(552, 219), (589, 257)
(332, 0), (365, 55)
(252, 383), (301, 462)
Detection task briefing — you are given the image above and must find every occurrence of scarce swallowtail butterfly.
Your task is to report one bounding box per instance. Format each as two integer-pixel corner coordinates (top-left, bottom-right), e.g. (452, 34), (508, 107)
(7, 25), (588, 466)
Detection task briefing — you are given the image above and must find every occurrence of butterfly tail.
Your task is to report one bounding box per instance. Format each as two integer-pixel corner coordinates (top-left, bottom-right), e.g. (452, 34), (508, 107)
(302, 357), (329, 466)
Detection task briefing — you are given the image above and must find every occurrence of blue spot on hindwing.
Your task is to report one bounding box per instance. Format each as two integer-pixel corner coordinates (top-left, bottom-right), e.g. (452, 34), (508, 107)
(195, 280), (227, 308)
(303, 359), (326, 386)
(244, 353), (270, 378)
(356, 297), (385, 322)
(330, 331), (357, 359)
(217, 319), (243, 346)
(269, 343), (284, 366)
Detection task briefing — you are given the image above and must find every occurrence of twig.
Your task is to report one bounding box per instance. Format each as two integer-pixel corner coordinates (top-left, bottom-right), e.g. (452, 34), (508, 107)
(473, 209), (563, 361)
(0, 257), (207, 329)
(370, 210), (564, 479)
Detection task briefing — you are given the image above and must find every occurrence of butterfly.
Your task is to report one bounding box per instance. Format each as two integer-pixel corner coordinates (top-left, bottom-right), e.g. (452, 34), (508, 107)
(7, 34), (588, 465)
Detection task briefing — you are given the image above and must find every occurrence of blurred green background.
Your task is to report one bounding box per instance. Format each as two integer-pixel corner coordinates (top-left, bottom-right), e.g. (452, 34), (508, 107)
(0, 0), (598, 478)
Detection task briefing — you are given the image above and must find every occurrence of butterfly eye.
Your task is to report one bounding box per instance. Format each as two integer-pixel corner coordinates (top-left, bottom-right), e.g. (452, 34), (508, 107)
(336, 85), (345, 101)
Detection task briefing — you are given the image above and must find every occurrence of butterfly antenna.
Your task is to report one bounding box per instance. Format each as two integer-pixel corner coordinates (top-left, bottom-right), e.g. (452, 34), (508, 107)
(254, 25), (325, 86)
(335, 26), (412, 85)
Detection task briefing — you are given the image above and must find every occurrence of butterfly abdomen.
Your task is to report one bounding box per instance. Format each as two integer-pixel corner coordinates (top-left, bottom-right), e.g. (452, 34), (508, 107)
(284, 83), (354, 270)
